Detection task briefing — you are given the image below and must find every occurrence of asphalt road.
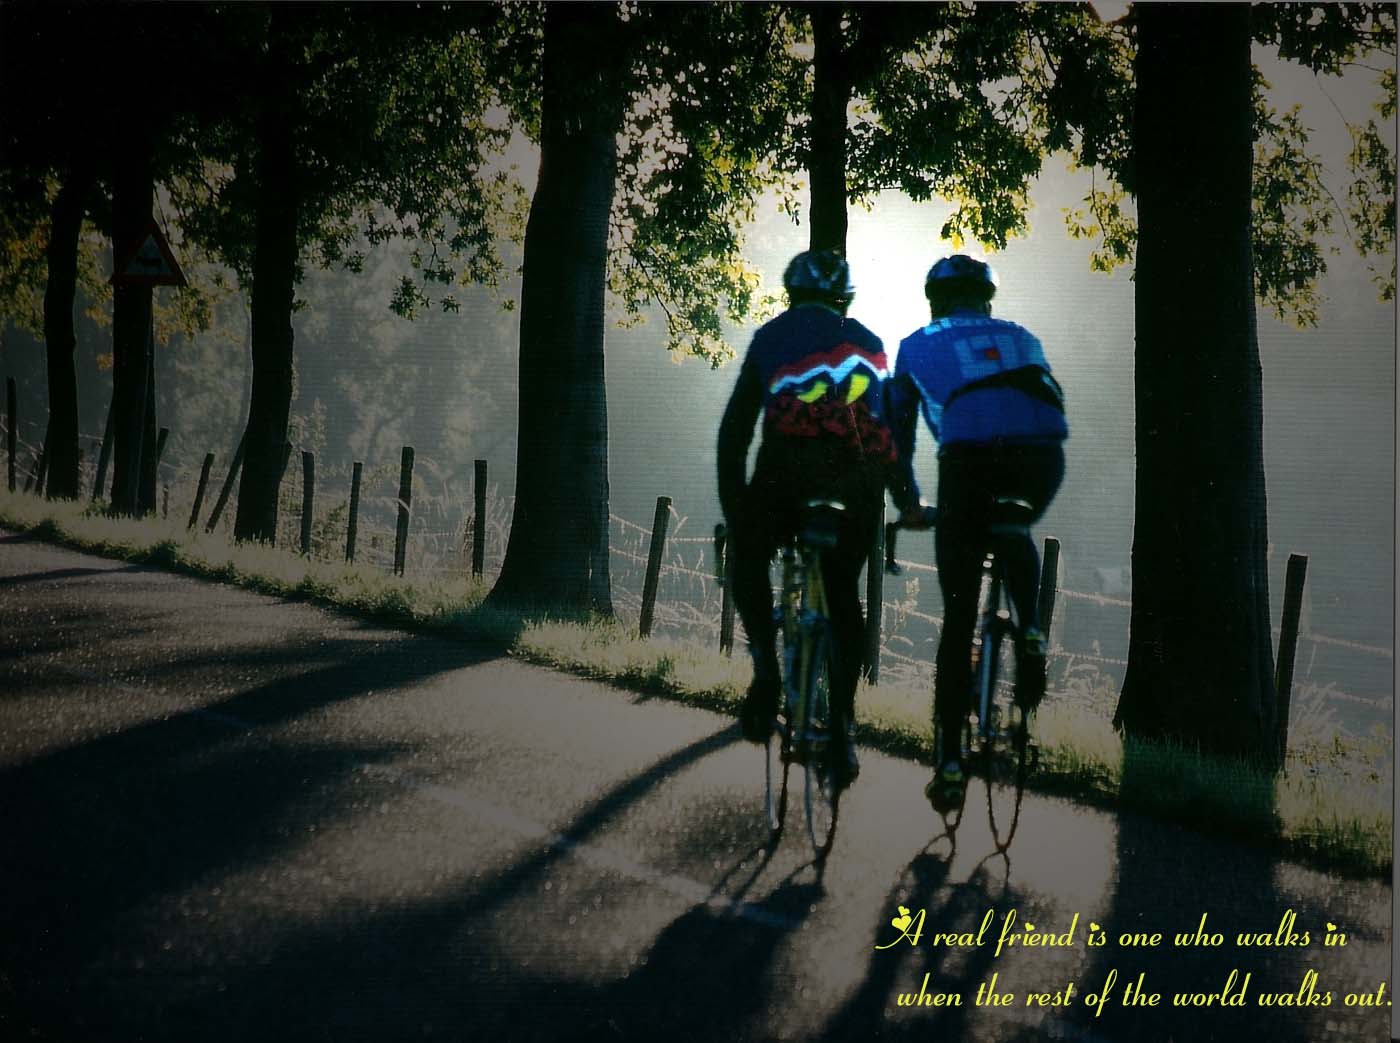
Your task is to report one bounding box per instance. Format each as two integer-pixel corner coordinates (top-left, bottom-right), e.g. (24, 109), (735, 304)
(0, 531), (1391, 1042)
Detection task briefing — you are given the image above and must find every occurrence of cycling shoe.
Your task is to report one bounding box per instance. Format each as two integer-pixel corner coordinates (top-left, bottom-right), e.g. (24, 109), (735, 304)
(831, 722), (860, 788)
(925, 759), (967, 813)
(740, 677), (780, 743)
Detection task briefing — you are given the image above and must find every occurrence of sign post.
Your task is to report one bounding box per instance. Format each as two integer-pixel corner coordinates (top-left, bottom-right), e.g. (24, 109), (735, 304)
(109, 221), (188, 290)
(110, 221), (185, 514)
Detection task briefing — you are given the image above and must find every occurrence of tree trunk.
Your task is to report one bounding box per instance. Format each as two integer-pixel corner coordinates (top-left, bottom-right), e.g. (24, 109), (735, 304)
(486, 4), (622, 615)
(42, 162), (91, 500)
(809, 5), (850, 254)
(234, 21), (298, 543)
(109, 133), (153, 517)
(1114, 4), (1277, 763)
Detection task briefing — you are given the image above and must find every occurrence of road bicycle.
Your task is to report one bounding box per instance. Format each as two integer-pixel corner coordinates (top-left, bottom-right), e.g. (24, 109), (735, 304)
(763, 499), (847, 857)
(886, 497), (1041, 831)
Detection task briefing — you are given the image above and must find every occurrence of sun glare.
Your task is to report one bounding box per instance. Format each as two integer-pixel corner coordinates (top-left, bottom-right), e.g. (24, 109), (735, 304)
(845, 203), (990, 353)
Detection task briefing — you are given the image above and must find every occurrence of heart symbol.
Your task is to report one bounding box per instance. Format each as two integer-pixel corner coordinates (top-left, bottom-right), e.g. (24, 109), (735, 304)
(1024, 923), (1036, 932)
(1327, 922), (1337, 932)
(891, 905), (913, 933)
(1089, 922), (1101, 932)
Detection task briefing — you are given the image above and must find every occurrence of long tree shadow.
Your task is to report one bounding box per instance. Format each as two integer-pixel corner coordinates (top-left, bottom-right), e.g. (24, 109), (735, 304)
(1, 736), (417, 1041)
(1, 531), (782, 1041)
(0, 563), (148, 586)
(0, 585), (193, 668)
(1063, 747), (1391, 1043)
(59, 725), (763, 1042)
(0, 625), (503, 1038)
(111, 856), (821, 1043)
(377, 725), (745, 929)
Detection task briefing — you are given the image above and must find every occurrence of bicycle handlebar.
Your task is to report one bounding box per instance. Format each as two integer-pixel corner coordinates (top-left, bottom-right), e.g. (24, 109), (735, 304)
(884, 506), (939, 575)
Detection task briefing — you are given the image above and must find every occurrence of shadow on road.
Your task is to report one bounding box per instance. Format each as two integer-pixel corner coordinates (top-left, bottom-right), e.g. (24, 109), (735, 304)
(1, 655), (756, 1043)
(1061, 749), (1388, 1043)
(0, 563), (147, 586)
(0, 617), (501, 1040)
(4, 539), (1387, 1042)
(820, 820), (1037, 1042)
(175, 727), (760, 1041)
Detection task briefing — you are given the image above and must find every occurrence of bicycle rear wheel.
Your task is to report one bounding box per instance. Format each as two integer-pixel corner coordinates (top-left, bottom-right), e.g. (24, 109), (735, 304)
(974, 616), (1034, 848)
(800, 626), (840, 856)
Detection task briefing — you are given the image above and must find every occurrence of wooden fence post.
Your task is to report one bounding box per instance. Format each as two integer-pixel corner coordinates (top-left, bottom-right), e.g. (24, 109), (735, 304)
(188, 452), (215, 530)
(271, 442), (293, 546)
(148, 428), (170, 512)
(472, 458), (487, 578)
(34, 447), (50, 496)
(638, 495), (672, 638)
(205, 432), (246, 533)
(300, 451), (315, 555)
(346, 461), (362, 563)
(1274, 552), (1309, 767)
(394, 446), (414, 576)
(863, 511), (885, 683)
(92, 398), (114, 502)
(1037, 536), (1062, 639)
(6, 376), (17, 493)
(25, 429), (48, 494)
(716, 523), (735, 655)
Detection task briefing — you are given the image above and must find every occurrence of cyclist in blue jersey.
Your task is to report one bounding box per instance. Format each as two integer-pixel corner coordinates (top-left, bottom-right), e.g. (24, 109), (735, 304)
(718, 249), (896, 786)
(887, 255), (1067, 810)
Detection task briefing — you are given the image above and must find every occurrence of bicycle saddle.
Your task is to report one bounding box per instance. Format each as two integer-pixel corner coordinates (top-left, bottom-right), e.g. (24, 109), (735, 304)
(988, 496), (1035, 536)
(799, 499), (845, 551)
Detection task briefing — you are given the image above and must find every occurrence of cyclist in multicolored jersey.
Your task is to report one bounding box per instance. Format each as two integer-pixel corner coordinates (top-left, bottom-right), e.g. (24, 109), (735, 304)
(886, 254), (1067, 811)
(718, 249), (895, 786)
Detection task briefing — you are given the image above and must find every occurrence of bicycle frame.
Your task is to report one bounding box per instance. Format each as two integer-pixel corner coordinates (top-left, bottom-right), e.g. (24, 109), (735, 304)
(780, 541), (830, 744)
(763, 505), (843, 856)
(889, 498), (1037, 831)
(971, 546), (1020, 747)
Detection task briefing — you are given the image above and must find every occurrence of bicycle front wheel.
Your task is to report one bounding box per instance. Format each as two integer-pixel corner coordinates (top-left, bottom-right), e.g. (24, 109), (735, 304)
(764, 725), (790, 837)
(972, 618), (1016, 770)
(975, 616), (1034, 849)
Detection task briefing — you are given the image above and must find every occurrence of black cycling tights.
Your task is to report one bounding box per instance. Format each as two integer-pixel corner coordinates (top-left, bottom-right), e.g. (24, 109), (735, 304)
(934, 443), (1065, 754)
(730, 484), (878, 727)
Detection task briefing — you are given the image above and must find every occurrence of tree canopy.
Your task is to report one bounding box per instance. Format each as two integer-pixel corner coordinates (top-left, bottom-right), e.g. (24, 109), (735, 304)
(1057, 2), (1397, 326)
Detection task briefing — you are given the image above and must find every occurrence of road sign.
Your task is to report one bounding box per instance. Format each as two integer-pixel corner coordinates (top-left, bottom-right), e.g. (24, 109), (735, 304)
(110, 221), (187, 287)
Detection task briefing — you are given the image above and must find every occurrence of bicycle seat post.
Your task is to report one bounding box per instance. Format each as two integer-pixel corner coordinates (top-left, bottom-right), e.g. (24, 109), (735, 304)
(987, 496), (1034, 542)
(799, 498), (845, 557)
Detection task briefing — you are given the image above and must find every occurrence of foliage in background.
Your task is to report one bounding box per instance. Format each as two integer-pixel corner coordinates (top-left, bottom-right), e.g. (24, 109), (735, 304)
(168, 5), (523, 315)
(1047, 2), (1397, 326)
(0, 6), (246, 345)
(486, 3), (802, 367)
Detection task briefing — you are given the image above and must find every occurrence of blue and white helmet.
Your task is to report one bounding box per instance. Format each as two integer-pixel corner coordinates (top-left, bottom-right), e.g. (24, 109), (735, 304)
(924, 254), (998, 300)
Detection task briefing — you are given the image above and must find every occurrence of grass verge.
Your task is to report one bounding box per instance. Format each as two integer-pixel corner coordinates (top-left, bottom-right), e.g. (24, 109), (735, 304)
(1, 489), (1390, 879)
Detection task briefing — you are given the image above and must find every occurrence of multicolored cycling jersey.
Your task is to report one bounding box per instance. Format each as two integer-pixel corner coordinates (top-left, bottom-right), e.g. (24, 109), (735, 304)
(887, 309), (1068, 508)
(717, 303), (895, 521)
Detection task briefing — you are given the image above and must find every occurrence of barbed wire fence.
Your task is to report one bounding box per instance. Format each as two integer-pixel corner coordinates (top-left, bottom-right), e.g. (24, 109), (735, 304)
(3, 391), (1392, 750)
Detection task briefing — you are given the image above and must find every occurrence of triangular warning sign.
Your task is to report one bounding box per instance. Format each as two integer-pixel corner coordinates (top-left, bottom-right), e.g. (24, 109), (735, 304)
(111, 221), (187, 287)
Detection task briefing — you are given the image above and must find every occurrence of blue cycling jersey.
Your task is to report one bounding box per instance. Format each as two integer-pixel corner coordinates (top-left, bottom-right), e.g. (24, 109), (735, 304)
(887, 308), (1067, 509)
